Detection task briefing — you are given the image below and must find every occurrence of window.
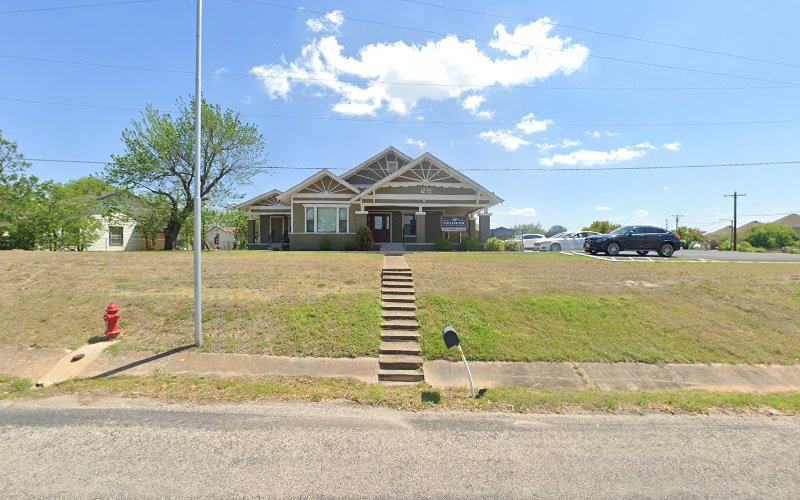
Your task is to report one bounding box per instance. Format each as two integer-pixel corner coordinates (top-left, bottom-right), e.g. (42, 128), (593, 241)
(339, 207), (348, 233)
(304, 206), (349, 233)
(387, 160), (399, 172)
(109, 226), (123, 246)
(403, 214), (416, 237)
(214, 234), (219, 245)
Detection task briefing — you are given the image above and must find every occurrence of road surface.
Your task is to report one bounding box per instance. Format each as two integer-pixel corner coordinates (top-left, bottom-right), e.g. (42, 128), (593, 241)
(1, 397), (798, 498)
(555, 249), (800, 263)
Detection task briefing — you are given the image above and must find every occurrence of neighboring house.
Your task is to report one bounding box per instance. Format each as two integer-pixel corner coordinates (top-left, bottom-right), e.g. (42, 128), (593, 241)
(85, 213), (141, 251)
(491, 227), (515, 240)
(237, 146), (504, 251)
(207, 226), (237, 250)
(772, 213), (800, 236)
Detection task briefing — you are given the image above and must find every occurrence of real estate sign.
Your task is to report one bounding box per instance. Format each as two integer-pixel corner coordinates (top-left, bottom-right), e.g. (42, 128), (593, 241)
(441, 216), (468, 232)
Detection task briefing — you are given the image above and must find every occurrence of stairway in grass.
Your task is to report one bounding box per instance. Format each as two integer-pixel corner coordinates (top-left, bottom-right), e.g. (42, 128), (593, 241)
(379, 255), (424, 383)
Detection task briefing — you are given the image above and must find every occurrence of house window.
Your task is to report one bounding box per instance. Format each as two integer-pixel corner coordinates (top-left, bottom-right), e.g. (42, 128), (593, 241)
(304, 206), (349, 233)
(403, 214), (416, 237)
(109, 226), (123, 246)
(387, 160), (398, 172)
(214, 234), (220, 245)
(339, 207), (348, 233)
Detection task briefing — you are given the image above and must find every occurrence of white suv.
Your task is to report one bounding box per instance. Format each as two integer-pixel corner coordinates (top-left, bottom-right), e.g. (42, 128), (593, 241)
(520, 234), (546, 250)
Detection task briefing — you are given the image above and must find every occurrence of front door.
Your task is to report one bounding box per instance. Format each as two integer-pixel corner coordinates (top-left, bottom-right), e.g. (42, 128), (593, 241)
(271, 216), (284, 242)
(367, 214), (390, 243)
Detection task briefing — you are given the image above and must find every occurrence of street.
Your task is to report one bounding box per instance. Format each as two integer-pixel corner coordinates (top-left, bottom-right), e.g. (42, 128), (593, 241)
(555, 249), (800, 263)
(1, 397), (798, 498)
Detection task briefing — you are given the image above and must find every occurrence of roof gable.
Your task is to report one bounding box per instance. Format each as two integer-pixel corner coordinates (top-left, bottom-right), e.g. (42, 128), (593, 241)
(235, 189), (287, 209)
(277, 169), (358, 203)
(341, 146), (414, 187)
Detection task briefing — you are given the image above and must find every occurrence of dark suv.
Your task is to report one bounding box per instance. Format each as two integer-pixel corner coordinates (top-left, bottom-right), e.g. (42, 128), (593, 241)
(583, 225), (681, 257)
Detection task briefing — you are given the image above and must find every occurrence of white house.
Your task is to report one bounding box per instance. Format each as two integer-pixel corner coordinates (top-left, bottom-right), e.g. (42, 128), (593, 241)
(85, 214), (141, 251)
(206, 226), (237, 250)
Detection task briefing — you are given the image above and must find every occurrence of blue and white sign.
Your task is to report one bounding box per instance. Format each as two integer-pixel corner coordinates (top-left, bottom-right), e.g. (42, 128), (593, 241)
(441, 216), (468, 232)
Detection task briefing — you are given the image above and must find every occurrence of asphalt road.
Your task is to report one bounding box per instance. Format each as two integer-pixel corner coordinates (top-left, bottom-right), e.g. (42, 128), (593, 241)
(532, 249), (800, 262)
(2, 397), (799, 498)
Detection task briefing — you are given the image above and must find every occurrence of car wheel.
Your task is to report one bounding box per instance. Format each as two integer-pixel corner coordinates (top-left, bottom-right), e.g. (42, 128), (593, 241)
(606, 242), (620, 256)
(636, 250), (649, 256)
(550, 243), (561, 252)
(658, 242), (675, 257)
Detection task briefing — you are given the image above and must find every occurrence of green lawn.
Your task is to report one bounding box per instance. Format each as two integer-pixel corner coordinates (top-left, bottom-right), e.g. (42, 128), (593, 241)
(407, 253), (800, 364)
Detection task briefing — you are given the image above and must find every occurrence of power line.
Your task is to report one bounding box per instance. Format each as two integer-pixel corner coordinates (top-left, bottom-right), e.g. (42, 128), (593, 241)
(5, 96), (800, 128)
(3, 54), (797, 92)
(399, 0), (800, 71)
(232, 0), (800, 87)
(0, 0), (160, 15)
(24, 157), (800, 172)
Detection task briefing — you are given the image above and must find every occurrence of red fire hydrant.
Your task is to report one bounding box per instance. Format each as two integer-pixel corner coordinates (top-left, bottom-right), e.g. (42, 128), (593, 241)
(104, 303), (121, 340)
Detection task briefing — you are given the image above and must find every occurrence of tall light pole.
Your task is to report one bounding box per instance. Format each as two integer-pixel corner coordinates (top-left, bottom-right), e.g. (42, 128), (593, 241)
(724, 191), (746, 251)
(193, 0), (203, 347)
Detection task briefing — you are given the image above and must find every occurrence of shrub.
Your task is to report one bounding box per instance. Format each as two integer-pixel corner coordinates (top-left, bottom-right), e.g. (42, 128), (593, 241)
(320, 239), (332, 251)
(355, 225), (374, 251)
(483, 237), (505, 252)
(435, 237), (454, 252)
(460, 235), (480, 252)
(717, 240), (732, 251)
(344, 241), (357, 251)
(504, 239), (520, 252)
(736, 241), (753, 252)
(744, 223), (798, 249)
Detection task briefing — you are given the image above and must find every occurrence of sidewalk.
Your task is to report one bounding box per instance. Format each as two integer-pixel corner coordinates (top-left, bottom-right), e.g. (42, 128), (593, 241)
(2, 347), (800, 392)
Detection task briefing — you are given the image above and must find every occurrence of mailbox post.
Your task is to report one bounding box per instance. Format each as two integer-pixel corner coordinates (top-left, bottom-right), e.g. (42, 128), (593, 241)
(443, 326), (475, 398)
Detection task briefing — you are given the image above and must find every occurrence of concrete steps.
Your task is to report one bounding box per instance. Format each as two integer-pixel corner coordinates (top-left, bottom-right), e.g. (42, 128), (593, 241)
(379, 255), (424, 384)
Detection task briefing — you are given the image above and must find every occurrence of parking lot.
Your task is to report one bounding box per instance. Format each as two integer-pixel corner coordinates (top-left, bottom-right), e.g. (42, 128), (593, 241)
(558, 250), (800, 263)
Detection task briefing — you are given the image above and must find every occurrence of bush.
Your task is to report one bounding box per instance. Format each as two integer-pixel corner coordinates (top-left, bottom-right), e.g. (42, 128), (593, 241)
(744, 223), (798, 249)
(483, 237), (505, 252)
(320, 239), (332, 251)
(344, 241), (357, 251)
(355, 225), (374, 251)
(736, 241), (753, 252)
(460, 235), (480, 252)
(503, 239), (520, 252)
(717, 240), (732, 251)
(435, 237), (454, 252)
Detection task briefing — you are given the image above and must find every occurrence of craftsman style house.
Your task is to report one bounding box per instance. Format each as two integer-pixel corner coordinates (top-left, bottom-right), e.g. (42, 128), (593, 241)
(236, 147), (504, 251)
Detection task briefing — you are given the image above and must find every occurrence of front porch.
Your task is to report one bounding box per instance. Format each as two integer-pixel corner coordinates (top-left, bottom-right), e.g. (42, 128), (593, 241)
(246, 213), (290, 250)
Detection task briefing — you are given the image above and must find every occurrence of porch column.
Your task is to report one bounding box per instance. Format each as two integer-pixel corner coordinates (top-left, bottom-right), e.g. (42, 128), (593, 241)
(247, 218), (255, 244)
(479, 212), (491, 243)
(416, 211), (426, 243)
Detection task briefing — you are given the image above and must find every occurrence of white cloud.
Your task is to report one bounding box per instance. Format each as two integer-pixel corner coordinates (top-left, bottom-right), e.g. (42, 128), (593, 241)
(560, 138), (581, 148)
(539, 147), (646, 166)
(213, 67), (228, 77)
(586, 130), (619, 138)
(634, 209), (650, 218)
(535, 142), (557, 153)
(478, 130), (531, 151)
(461, 95), (494, 119)
(516, 113), (552, 134)
(634, 141), (657, 150)
(252, 18), (589, 116)
(306, 10), (344, 33)
(595, 206), (613, 211)
(498, 207), (538, 217)
(663, 141), (681, 151)
(405, 138), (427, 149)
(535, 138), (580, 153)
(243, 94), (252, 105)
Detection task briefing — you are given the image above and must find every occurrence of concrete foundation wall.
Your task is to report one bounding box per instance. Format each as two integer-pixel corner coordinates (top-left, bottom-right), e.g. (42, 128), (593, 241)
(289, 233), (357, 251)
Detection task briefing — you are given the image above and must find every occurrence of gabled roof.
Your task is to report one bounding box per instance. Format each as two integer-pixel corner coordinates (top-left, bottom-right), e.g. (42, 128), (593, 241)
(276, 169), (359, 203)
(773, 213), (800, 228)
(339, 146), (414, 183)
(235, 189), (283, 209)
(350, 152), (504, 206)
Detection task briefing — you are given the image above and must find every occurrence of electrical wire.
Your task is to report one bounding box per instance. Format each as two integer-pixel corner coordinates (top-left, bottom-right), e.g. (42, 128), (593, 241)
(0, 0), (160, 15)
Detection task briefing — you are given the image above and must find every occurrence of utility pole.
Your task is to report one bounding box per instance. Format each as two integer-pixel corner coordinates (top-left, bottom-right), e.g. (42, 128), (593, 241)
(193, 0), (203, 347)
(724, 191), (746, 251)
(671, 214), (684, 230)
(665, 218), (669, 230)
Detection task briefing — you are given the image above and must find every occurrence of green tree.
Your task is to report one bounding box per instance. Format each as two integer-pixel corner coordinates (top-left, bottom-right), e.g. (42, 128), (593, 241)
(0, 130), (36, 248)
(106, 97), (267, 250)
(511, 222), (545, 235)
(582, 220), (621, 234)
(675, 226), (707, 249)
(546, 225), (568, 237)
(744, 223), (798, 249)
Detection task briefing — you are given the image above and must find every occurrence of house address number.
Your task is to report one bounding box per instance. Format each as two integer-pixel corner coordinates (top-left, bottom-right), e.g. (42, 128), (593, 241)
(420, 187), (432, 194)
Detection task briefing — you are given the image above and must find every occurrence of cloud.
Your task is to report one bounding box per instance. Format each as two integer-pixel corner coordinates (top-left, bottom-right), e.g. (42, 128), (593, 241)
(535, 138), (580, 154)
(461, 95), (494, 119)
(498, 207), (538, 217)
(306, 10), (344, 33)
(560, 138), (581, 148)
(663, 141), (681, 151)
(595, 206), (613, 211)
(478, 130), (531, 151)
(634, 141), (657, 150)
(251, 18), (589, 116)
(516, 113), (552, 134)
(539, 147), (646, 166)
(213, 67), (228, 77)
(586, 130), (620, 138)
(634, 209), (650, 218)
(405, 138), (427, 149)
(243, 94), (252, 105)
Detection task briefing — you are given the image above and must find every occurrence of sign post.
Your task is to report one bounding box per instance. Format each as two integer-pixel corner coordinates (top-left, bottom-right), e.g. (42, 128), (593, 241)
(443, 326), (475, 398)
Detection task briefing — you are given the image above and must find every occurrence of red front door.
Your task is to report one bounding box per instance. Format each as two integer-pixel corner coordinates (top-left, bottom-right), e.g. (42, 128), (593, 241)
(367, 214), (390, 243)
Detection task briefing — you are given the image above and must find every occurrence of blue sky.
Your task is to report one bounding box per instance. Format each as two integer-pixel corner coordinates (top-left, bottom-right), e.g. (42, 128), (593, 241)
(2, 0), (799, 232)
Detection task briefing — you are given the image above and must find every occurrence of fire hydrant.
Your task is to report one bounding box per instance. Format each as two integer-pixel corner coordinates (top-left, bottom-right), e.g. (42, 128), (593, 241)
(104, 303), (121, 340)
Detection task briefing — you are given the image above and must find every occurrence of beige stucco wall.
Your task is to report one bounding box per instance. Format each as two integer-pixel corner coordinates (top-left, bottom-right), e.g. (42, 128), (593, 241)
(289, 233), (358, 251)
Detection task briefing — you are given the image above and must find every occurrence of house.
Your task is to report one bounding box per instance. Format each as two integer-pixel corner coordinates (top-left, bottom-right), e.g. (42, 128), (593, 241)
(772, 213), (800, 236)
(236, 146), (504, 251)
(85, 213), (142, 251)
(491, 227), (516, 240)
(206, 226), (237, 250)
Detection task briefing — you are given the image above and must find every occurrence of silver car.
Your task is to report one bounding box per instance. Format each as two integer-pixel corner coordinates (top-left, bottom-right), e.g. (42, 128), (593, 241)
(531, 231), (600, 252)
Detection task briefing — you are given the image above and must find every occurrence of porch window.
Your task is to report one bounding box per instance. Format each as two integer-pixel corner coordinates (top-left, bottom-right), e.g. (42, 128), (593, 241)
(339, 207), (348, 233)
(306, 207), (314, 232)
(109, 226), (123, 246)
(403, 214), (416, 237)
(317, 207), (337, 233)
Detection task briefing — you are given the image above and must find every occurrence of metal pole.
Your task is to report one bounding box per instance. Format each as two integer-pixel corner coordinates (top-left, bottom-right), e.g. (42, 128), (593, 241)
(724, 192), (746, 252)
(193, 0), (203, 347)
(457, 345), (475, 398)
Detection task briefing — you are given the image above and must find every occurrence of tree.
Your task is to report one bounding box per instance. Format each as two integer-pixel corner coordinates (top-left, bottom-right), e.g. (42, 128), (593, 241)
(744, 223), (798, 249)
(546, 225), (568, 237)
(512, 222), (545, 235)
(0, 130), (35, 241)
(582, 220), (621, 234)
(106, 97), (267, 250)
(675, 226), (707, 249)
